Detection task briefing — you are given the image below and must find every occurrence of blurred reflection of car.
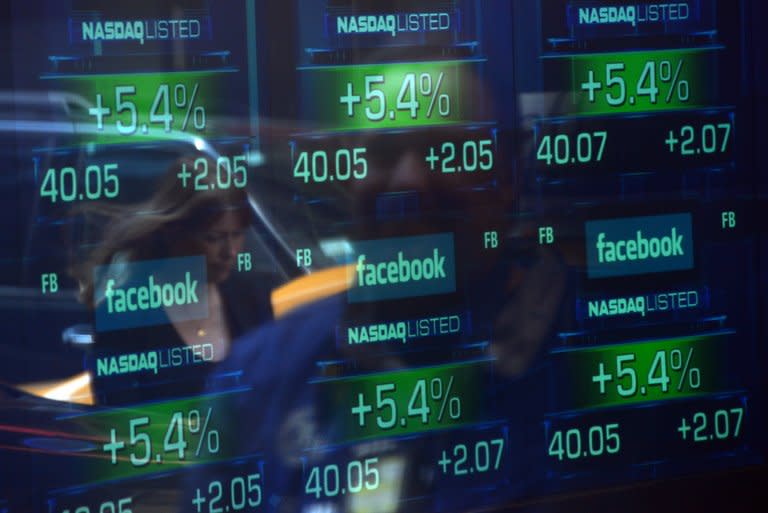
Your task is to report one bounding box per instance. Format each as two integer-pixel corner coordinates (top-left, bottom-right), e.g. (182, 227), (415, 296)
(0, 90), (315, 509)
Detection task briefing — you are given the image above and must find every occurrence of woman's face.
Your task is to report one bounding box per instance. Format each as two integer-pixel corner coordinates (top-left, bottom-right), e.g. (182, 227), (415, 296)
(195, 210), (247, 283)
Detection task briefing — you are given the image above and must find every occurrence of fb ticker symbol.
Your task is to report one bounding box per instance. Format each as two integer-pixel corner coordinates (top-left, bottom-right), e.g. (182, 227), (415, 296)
(721, 211), (736, 229)
(483, 231), (498, 249)
(237, 252), (252, 272)
(538, 226), (554, 245)
(296, 248), (312, 268)
(41, 273), (58, 294)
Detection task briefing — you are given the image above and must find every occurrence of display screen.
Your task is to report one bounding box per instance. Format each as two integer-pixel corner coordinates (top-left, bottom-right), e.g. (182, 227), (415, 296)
(1, 1), (766, 512)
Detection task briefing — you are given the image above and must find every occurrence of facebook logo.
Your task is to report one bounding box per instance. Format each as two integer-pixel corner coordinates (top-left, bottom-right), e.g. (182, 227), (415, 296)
(585, 213), (694, 278)
(348, 233), (456, 303)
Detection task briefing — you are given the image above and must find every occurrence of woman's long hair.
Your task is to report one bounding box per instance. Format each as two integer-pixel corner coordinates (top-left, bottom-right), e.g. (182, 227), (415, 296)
(70, 156), (250, 307)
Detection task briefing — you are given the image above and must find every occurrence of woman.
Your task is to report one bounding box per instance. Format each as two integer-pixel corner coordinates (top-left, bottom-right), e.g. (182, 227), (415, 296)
(70, 156), (274, 405)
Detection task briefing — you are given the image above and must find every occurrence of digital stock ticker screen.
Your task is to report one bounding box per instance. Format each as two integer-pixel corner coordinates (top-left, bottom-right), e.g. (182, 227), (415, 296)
(0, 1), (767, 512)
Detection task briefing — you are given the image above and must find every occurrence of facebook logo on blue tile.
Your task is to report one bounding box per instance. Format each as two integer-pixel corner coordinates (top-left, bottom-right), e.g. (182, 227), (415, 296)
(585, 213), (694, 278)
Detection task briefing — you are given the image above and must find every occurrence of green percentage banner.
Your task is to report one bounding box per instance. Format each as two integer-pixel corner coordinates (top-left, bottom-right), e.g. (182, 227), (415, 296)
(317, 360), (489, 441)
(550, 332), (735, 411)
(67, 390), (245, 483)
(51, 71), (226, 144)
(298, 60), (486, 130)
(564, 48), (718, 115)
